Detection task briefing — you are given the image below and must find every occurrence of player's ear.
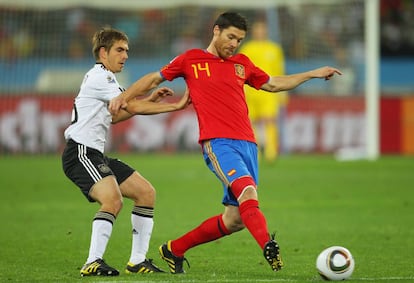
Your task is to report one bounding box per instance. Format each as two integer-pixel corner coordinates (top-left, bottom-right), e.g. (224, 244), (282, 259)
(213, 25), (220, 35)
(99, 46), (107, 60)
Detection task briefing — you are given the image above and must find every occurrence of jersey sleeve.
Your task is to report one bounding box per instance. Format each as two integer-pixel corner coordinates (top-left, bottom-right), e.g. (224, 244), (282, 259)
(160, 54), (186, 81)
(244, 57), (270, 90)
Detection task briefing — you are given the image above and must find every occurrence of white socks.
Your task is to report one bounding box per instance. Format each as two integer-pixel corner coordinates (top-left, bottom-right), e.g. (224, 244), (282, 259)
(84, 208), (154, 265)
(86, 218), (113, 264)
(129, 213), (154, 264)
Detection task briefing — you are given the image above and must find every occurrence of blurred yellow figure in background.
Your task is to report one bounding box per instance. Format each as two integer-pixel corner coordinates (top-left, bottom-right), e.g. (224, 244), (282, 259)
(239, 20), (287, 163)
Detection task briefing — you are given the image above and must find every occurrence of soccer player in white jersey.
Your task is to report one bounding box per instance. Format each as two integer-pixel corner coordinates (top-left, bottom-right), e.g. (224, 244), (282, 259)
(61, 27), (190, 277)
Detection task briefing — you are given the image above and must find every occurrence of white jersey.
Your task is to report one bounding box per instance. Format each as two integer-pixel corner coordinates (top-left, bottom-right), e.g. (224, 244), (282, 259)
(64, 63), (124, 153)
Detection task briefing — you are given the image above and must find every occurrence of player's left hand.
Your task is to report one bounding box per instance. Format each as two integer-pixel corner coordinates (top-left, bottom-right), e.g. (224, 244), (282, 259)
(109, 95), (128, 115)
(312, 66), (342, 80)
(175, 87), (192, 110)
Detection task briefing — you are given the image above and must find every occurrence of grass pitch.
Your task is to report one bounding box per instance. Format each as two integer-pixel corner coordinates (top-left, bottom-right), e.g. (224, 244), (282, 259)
(0, 153), (413, 282)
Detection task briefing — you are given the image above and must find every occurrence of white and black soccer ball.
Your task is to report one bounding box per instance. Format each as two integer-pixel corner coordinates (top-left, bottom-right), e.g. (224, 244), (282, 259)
(316, 246), (355, 281)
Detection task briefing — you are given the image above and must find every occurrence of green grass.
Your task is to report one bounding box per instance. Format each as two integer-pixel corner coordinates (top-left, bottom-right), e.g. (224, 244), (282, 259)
(0, 153), (413, 282)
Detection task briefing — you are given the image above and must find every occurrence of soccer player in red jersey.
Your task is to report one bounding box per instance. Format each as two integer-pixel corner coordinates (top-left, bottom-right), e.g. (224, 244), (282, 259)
(109, 12), (342, 273)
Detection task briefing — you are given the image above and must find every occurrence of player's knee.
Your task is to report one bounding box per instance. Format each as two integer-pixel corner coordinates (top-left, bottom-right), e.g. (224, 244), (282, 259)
(135, 184), (156, 205)
(230, 176), (257, 202)
(101, 197), (123, 216)
(222, 212), (245, 233)
(227, 222), (245, 233)
(114, 198), (123, 214)
(108, 191), (124, 214)
(121, 179), (156, 205)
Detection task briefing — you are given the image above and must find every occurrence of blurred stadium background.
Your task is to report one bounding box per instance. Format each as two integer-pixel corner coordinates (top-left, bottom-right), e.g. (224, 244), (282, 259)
(0, 0), (413, 156)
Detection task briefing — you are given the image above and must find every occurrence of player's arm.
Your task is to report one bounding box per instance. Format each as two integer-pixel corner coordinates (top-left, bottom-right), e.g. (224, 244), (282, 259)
(126, 88), (190, 115)
(261, 66), (342, 92)
(111, 86), (173, 123)
(111, 88), (191, 124)
(111, 108), (134, 123)
(109, 71), (165, 115)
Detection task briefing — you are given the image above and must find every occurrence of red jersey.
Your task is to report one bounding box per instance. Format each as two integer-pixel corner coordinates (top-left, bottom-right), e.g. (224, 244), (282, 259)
(160, 49), (269, 143)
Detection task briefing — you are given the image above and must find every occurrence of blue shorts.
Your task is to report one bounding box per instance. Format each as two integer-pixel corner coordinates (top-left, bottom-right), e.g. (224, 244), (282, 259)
(202, 138), (258, 206)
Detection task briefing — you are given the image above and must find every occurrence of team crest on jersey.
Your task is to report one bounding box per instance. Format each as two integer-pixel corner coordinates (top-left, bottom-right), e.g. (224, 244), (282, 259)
(106, 75), (116, 84)
(98, 164), (111, 174)
(234, 64), (245, 79)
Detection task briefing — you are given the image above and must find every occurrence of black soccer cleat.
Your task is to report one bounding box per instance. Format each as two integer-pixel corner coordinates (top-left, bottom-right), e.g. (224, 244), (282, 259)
(159, 240), (190, 274)
(125, 258), (165, 273)
(263, 233), (283, 271)
(80, 258), (119, 276)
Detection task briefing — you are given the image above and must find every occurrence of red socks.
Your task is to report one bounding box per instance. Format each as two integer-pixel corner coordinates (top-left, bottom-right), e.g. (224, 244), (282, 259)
(171, 214), (230, 257)
(170, 201), (270, 256)
(239, 199), (270, 249)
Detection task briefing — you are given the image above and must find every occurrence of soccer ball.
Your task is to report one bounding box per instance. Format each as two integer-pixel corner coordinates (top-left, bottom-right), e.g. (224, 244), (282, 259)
(316, 246), (355, 281)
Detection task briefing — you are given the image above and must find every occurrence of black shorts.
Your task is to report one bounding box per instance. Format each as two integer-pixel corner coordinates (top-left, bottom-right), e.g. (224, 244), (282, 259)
(61, 139), (134, 202)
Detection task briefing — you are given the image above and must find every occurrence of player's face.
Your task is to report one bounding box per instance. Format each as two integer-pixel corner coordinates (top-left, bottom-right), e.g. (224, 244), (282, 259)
(104, 40), (129, 73)
(214, 26), (245, 59)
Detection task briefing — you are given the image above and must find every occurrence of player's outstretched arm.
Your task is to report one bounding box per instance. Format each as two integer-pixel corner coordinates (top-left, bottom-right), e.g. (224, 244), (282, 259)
(111, 88), (191, 123)
(261, 66), (342, 92)
(109, 72), (164, 115)
(126, 88), (190, 115)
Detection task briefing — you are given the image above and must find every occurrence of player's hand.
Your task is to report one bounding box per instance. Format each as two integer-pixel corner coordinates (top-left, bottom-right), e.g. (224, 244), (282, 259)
(311, 66), (342, 80)
(176, 87), (192, 109)
(109, 95), (127, 115)
(148, 87), (174, 103)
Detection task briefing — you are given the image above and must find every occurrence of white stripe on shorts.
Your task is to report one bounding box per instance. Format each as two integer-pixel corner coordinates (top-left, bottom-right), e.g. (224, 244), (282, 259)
(77, 144), (102, 183)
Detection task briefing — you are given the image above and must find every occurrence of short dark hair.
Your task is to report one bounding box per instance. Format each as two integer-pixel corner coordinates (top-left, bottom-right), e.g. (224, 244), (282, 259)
(92, 27), (129, 60)
(213, 12), (248, 32)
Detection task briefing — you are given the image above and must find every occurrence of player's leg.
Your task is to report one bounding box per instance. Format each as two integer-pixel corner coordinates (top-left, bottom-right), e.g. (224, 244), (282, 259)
(202, 138), (268, 247)
(225, 140), (283, 271)
(77, 178), (122, 276)
(159, 209), (237, 274)
(200, 138), (269, 247)
(221, 204), (245, 232)
(170, 206), (242, 255)
(61, 140), (120, 276)
(230, 176), (271, 247)
(159, 138), (280, 273)
(112, 159), (164, 273)
(159, 140), (245, 273)
(87, 176), (123, 264)
(230, 177), (283, 272)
